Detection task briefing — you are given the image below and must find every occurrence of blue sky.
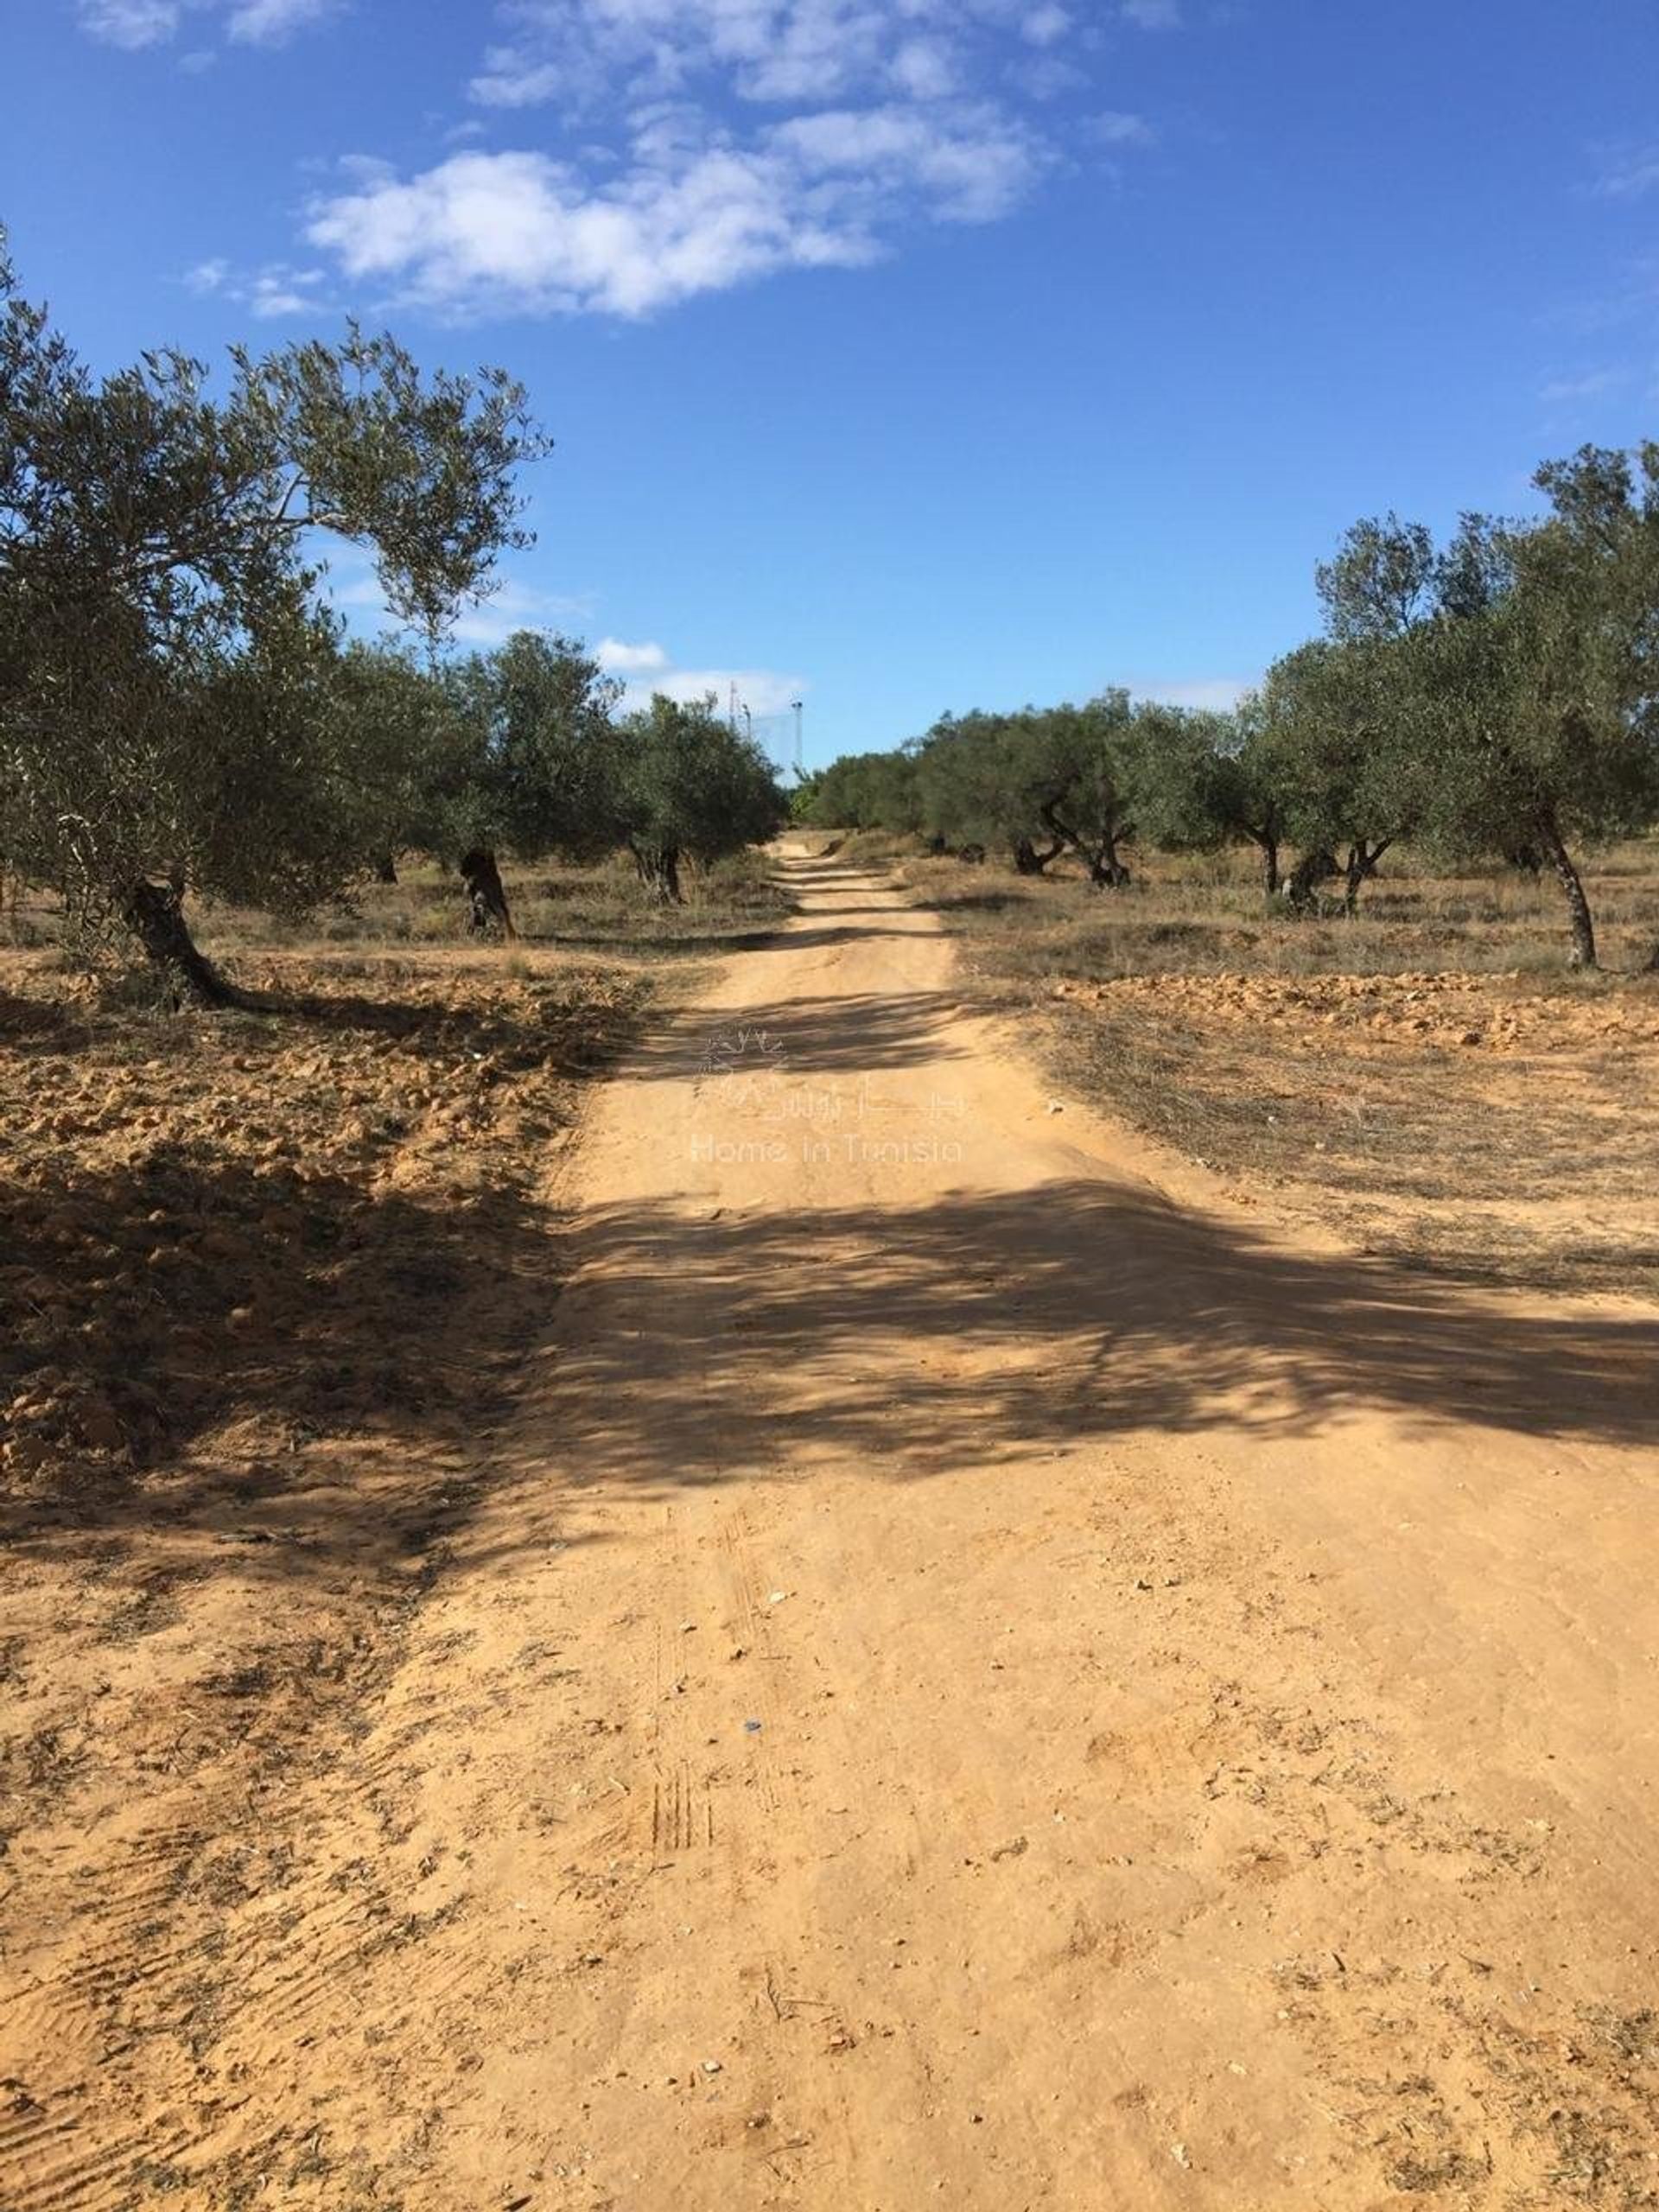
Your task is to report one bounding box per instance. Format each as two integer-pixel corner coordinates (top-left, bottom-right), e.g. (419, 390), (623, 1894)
(5, 0), (1658, 769)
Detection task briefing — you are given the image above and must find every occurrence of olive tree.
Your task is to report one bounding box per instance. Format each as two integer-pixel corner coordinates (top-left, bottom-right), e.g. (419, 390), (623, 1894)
(418, 632), (623, 936)
(1253, 638), (1415, 912)
(613, 694), (788, 902)
(1125, 703), (1291, 893)
(808, 747), (922, 835)
(0, 241), (546, 1001)
(1034, 692), (1143, 887)
(1319, 472), (1659, 963)
(1416, 454), (1659, 966)
(906, 710), (1059, 870)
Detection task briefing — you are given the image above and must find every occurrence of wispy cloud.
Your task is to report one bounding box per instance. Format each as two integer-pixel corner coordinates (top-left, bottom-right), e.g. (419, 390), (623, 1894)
(78, 0), (336, 47)
(329, 560), (597, 644)
(1021, 5), (1071, 47)
(1120, 0), (1181, 28)
(1592, 144), (1659, 200)
(306, 105), (1044, 318)
(1137, 675), (1255, 712)
(600, 640), (806, 717)
(78, 0), (188, 46)
(182, 255), (332, 316)
(595, 637), (670, 673)
(302, 0), (1173, 319)
(1539, 365), (1630, 404)
(1092, 109), (1155, 146)
(226, 0), (334, 42)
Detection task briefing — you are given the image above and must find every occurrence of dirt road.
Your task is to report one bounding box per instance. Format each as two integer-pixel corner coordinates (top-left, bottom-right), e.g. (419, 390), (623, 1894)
(8, 847), (1659, 2209)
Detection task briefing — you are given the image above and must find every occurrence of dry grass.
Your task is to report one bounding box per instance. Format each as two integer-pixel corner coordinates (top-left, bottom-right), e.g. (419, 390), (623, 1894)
(905, 840), (1659, 1300)
(205, 848), (793, 961)
(0, 848), (796, 971)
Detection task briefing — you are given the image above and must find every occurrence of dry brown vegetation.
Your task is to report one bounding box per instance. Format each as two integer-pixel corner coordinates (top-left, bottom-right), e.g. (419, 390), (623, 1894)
(898, 839), (1659, 1299)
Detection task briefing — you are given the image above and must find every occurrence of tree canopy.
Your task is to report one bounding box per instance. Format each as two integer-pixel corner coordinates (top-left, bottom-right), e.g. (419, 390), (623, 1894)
(0, 241), (546, 997)
(805, 441), (1659, 964)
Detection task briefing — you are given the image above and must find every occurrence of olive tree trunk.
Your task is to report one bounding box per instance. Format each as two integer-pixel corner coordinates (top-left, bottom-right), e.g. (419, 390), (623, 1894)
(1012, 837), (1065, 877)
(1284, 849), (1338, 913)
(1343, 838), (1391, 916)
(1536, 815), (1598, 969)
(1245, 829), (1281, 896)
(123, 879), (243, 1008)
(460, 849), (517, 938)
(631, 842), (683, 904)
(1039, 800), (1132, 888)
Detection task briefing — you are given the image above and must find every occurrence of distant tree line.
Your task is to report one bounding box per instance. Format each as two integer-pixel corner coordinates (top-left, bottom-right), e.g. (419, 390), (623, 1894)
(809, 452), (1659, 967)
(0, 239), (785, 1006)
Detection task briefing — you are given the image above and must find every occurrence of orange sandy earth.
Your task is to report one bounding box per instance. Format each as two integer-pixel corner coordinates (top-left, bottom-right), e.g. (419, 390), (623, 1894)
(5, 847), (1659, 2210)
(1050, 967), (1659, 1056)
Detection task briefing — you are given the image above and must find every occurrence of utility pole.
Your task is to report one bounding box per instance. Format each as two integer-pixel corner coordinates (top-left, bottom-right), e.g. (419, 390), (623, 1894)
(791, 699), (804, 780)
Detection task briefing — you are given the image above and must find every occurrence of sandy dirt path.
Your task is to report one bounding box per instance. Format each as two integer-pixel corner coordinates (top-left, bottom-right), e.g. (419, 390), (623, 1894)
(8, 846), (1659, 2210)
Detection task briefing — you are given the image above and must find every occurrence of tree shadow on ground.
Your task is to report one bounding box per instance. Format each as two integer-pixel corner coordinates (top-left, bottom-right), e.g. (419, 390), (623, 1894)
(619, 991), (972, 1083)
(7, 1159), (1654, 1590)
(927, 890), (1041, 915)
(252, 976), (651, 1077)
(516, 1179), (1659, 1495)
(0, 1150), (574, 1583)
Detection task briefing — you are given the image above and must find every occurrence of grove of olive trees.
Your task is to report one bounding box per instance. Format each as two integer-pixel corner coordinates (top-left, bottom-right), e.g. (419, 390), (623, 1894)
(809, 447), (1659, 966)
(0, 241), (787, 999)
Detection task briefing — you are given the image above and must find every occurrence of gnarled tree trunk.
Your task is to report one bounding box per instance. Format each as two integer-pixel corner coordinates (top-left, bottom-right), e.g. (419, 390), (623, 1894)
(1247, 829), (1281, 897)
(1535, 814), (1597, 969)
(1012, 837), (1065, 877)
(631, 842), (683, 905)
(1040, 800), (1132, 889)
(460, 849), (517, 938)
(123, 879), (242, 1009)
(1343, 838), (1391, 916)
(372, 852), (398, 885)
(1283, 849), (1338, 913)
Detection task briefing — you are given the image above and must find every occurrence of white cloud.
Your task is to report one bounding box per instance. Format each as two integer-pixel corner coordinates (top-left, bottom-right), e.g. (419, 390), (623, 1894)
(177, 256), (330, 316)
(1137, 676), (1255, 712)
(1539, 366), (1628, 404)
(1021, 5), (1070, 45)
(596, 636), (671, 671)
(162, 0), (1179, 321)
(226, 0), (334, 42)
(1092, 108), (1154, 146)
(1592, 146), (1659, 200)
(1120, 0), (1180, 26)
(636, 665), (805, 715)
(78, 0), (185, 45)
(77, 0), (334, 46)
(306, 101), (1040, 316)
